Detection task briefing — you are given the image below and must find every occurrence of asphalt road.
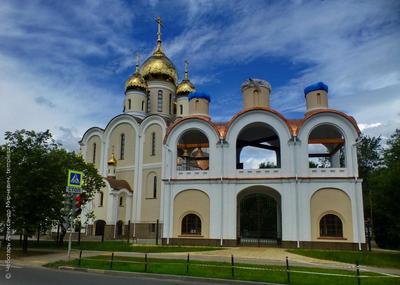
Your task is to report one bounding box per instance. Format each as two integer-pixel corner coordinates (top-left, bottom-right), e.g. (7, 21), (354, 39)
(0, 266), (228, 285)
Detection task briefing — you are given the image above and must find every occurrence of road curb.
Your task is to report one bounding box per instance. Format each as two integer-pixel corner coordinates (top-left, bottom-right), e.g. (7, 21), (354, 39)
(58, 266), (282, 285)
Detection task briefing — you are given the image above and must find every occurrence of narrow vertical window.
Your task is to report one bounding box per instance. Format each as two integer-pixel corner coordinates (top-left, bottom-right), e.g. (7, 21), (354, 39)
(141, 100), (144, 111)
(169, 93), (172, 113)
(147, 95), (150, 112)
(92, 143), (96, 164)
(120, 133), (125, 160)
(157, 90), (163, 112)
(119, 196), (123, 206)
(153, 176), (157, 198)
(128, 99), (131, 110)
(180, 105), (183, 115)
(99, 191), (104, 206)
(151, 132), (156, 156)
(317, 93), (321, 105)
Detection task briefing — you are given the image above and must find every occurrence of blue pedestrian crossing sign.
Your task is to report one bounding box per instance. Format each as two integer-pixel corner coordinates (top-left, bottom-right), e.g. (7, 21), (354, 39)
(67, 169), (83, 188)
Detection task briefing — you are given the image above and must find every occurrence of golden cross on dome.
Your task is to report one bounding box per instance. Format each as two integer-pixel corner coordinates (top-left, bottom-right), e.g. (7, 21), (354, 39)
(184, 60), (189, 80)
(156, 16), (163, 44)
(135, 52), (140, 73)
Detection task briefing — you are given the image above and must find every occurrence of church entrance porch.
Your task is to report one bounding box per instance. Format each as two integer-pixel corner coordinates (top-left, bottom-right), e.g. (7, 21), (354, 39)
(237, 186), (282, 246)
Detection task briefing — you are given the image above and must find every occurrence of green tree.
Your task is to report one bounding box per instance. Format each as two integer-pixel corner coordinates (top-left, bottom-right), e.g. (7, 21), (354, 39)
(369, 129), (400, 249)
(357, 135), (383, 179)
(259, 161), (277, 169)
(356, 135), (383, 224)
(1, 130), (104, 253)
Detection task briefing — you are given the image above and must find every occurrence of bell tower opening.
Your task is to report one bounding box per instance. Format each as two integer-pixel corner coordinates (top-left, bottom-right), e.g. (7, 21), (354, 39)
(177, 129), (209, 171)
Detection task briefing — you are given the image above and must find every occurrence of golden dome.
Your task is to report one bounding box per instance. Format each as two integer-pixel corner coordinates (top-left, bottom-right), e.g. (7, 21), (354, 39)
(176, 60), (195, 95)
(140, 17), (178, 84)
(125, 72), (147, 92)
(176, 80), (195, 95)
(107, 152), (117, 166)
(141, 47), (178, 84)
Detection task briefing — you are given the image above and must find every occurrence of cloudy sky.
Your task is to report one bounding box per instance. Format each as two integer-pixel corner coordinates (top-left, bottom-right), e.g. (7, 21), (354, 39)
(0, 0), (399, 155)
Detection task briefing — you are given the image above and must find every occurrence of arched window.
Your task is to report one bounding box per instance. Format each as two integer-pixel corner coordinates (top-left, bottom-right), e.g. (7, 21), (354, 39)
(99, 191), (103, 207)
(119, 196), (123, 206)
(320, 214), (343, 237)
(153, 176), (157, 198)
(181, 214), (201, 235)
(180, 104), (183, 115)
(157, 90), (163, 112)
(120, 133), (125, 160)
(151, 132), (156, 156)
(128, 99), (131, 110)
(147, 95), (150, 112)
(308, 124), (346, 168)
(141, 100), (144, 111)
(92, 142), (97, 164)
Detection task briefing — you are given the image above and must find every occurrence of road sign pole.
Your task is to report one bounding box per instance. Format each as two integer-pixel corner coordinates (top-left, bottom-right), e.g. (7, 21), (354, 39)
(67, 208), (73, 260)
(66, 170), (83, 260)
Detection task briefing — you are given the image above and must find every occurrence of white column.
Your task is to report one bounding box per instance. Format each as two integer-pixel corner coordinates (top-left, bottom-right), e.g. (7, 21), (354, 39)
(135, 134), (143, 222)
(125, 193), (133, 224)
(106, 193), (118, 225)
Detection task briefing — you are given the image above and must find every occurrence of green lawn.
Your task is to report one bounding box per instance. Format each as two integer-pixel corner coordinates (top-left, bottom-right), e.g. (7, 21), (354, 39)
(287, 249), (400, 269)
(10, 240), (221, 253)
(46, 255), (399, 285)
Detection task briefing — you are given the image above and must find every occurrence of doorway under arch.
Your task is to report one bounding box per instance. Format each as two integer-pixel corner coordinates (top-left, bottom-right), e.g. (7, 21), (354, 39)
(116, 220), (123, 238)
(237, 186), (282, 246)
(95, 220), (106, 236)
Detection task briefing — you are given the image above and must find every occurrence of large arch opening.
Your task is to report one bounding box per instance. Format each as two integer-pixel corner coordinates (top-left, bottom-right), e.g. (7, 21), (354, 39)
(237, 186), (282, 245)
(236, 122), (280, 169)
(176, 129), (209, 171)
(308, 124), (346, 168)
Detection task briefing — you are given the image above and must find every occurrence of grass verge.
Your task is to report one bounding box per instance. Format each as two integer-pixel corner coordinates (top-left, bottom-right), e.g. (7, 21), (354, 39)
(287, 249), (400, 269)
(46, 254), (399, 285)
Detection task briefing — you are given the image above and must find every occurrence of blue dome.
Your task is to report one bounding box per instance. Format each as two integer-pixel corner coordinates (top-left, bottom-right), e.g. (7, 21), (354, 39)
(188, 92), (211, 102)
(304, 82), (328, 96)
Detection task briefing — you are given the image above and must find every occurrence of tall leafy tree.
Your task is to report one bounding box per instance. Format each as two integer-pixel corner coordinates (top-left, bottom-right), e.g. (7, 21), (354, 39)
(1, 130), (104, 253)
(356, 135), (383, 223)
(369, 129), (400, 249)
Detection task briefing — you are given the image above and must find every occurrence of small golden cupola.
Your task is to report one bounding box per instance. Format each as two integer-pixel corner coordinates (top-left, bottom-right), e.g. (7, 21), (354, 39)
(176, 60), (196, 118)
(124, 53), (148, 117)
(125, 54), (147, 93)
(107, 148), (117, 178)
(176, 60), (196, 96)
(140, 16), (178, 84)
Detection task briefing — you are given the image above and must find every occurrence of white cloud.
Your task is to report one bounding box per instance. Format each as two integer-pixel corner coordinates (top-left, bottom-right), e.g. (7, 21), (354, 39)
(358, 123), (382, 132)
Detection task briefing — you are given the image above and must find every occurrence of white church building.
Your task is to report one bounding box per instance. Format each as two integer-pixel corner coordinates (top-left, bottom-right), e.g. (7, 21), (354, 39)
(79, 18), (365, 249)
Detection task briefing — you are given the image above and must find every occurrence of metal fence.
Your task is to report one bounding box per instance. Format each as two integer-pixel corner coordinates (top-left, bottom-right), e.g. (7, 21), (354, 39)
(71, 250), (400, 284)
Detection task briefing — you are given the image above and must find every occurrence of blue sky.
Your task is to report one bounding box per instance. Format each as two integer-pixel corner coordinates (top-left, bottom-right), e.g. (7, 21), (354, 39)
(0, 0), (399, 151)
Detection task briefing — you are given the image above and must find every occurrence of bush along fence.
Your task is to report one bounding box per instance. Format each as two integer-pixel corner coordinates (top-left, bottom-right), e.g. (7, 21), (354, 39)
(73, 250), (399, 284)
